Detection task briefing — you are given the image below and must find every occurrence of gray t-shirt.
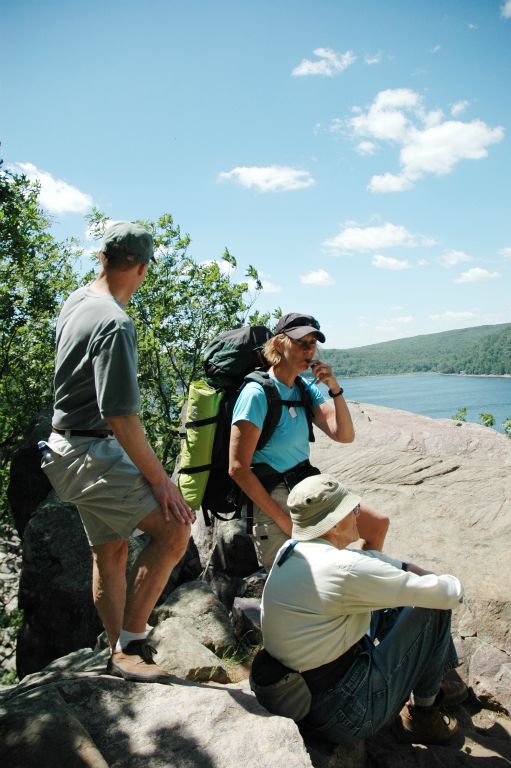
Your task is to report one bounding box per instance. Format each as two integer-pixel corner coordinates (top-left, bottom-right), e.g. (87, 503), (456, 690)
(52, 286), (140, 429)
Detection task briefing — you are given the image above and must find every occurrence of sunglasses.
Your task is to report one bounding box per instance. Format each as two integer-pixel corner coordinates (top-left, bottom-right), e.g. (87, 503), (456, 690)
(287, 336), (318, 351)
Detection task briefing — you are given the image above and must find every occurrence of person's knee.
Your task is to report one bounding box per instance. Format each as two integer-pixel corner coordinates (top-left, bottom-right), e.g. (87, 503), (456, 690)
(93, 539), (129, 575)
(138, 507), (191, 559)
(358, 502), (389, 548)
(377, 513), (390, 536)
(165, 523), (190, 559)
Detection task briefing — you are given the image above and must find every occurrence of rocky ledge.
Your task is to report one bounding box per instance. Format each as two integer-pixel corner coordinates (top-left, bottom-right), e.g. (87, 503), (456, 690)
(1, 402), (510, 766)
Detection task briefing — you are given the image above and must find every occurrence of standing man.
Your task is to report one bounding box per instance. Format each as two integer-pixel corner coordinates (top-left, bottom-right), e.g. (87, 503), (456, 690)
(42, 222), (194, 682)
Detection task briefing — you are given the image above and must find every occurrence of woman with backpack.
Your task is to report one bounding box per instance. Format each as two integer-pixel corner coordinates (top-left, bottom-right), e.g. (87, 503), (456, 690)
(229, 312), (389, 572)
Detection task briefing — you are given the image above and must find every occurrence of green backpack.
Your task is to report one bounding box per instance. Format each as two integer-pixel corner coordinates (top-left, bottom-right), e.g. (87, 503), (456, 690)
(177, 326), (315, 524)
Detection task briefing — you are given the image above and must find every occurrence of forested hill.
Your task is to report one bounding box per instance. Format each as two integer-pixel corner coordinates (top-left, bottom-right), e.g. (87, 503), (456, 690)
(322, 323), (511, 376)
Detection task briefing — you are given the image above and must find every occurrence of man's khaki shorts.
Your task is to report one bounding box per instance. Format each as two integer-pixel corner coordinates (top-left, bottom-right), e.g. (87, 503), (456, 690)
(42, 433), (159, 546)
(251, 483), (290, 572)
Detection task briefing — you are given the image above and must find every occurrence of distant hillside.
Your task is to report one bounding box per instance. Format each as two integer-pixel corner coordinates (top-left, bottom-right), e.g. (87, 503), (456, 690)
(322, 323), (511, 376)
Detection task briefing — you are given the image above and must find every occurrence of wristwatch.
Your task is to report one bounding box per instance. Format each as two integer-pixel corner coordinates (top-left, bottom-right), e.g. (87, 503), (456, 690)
(328, 387), (344, 398)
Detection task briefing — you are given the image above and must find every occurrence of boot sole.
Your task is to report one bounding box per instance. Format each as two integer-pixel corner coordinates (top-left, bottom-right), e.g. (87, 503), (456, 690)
(392, 719), (458, 745)
(107, 662), (171, 683)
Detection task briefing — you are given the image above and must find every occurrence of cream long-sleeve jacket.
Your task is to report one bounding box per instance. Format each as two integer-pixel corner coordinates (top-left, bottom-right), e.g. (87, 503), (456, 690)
(261, 539), (463, 673)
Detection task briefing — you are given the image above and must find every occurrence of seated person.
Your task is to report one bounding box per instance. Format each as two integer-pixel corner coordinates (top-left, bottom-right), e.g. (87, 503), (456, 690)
(252, 474), (466, 745)
(229, 312), (389, 573)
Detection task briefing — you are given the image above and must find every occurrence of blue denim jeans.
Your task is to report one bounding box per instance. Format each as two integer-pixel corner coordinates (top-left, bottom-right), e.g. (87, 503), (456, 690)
(303, 606), (458, 744)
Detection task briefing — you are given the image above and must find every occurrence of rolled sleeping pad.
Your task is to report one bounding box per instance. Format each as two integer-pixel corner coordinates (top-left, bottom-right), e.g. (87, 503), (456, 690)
(177, 380), (224, 510)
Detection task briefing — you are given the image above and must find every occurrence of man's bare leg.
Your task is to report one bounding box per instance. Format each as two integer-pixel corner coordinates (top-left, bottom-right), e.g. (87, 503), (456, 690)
(92, 539), (129, 650)
(122, 507), (191, 632)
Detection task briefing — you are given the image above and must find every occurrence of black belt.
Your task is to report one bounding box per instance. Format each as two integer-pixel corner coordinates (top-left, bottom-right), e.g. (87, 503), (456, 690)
(52, 427), (113, 438)
(251, 641), (364, 697)
(301, 641), (363, 694)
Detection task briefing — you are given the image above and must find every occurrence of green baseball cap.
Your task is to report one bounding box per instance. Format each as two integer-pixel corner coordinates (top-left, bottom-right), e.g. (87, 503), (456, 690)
(100, 221), (155, 264)
(288, 474), (361, 541)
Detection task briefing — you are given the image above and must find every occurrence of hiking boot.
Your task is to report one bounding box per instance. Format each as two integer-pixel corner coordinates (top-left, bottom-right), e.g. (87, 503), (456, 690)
(440, 670), (469, 706)
(394, 703), (458, 744)
(107, 640), (171, 683)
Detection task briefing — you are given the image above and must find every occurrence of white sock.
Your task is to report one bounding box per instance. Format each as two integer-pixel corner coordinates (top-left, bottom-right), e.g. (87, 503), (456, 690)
(115, 629), (148, 652)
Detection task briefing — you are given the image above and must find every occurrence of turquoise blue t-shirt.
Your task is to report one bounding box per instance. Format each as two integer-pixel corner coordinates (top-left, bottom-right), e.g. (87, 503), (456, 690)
(232, 373), (324, 473)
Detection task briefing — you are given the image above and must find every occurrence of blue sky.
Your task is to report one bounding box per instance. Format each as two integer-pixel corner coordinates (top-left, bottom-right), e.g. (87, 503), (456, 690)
(2, 0), (510, 348)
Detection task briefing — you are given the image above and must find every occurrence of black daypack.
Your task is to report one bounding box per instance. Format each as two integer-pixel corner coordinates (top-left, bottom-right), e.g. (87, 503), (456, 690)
(177, 325), (315, 525)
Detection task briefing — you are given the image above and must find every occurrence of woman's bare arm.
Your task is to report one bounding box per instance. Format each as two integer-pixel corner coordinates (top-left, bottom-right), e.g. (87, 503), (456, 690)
(229, 420), (292, 535)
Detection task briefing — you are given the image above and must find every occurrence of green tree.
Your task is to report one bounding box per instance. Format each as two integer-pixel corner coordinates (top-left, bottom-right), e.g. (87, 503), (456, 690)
(0, 161), (79, 529)
(86, 209), (273, 467)
(503, 417), (511, 439)
(451, 406), (468, 422)
(480, 412), (496, 428)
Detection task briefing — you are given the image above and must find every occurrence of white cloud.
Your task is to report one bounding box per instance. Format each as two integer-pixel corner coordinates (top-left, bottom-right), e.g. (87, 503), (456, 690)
(328, 118), (344, 134)
(372, 254), (411, 270)
(368, 172), (412, 193)
(430, 310), (477, 320)
(454, 268), (500, 283)
(200, 259), (235, 275)
(299, 269), (334, 286)
(498, 247), (511, 258)
(364, 52), (382, 65)
(401, 119), (503, 176)
(218, 165), (315, 192)
(346, 89), (504, 193)
(247, 277), (282, 293)
(292, 48), (356, 77)
(261, 280), (282, 293)
(394, 315), (414, 323)
(324, 221), (434, 255)
(501, 1), (511, 19)
(468, 22), (478, 30)
(356, 140), (377, 156)
(439, 249), (473, 267)
(451, 100), (469, 116)
(13, 162), (93, 214)
(350, 88), (419, 142)
(430, 45), (441, 54)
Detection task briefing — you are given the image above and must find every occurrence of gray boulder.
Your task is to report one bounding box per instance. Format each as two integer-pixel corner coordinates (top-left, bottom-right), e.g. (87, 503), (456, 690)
(231, 597), (262, 646)
(194, 517), (259, 608)
(0, 650), (315, 768)
(150, 579), (236, 656)
(16, 495), (101, 678)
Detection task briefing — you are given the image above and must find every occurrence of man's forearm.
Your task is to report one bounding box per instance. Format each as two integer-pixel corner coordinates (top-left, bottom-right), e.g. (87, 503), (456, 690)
(405, 562), (434, 577)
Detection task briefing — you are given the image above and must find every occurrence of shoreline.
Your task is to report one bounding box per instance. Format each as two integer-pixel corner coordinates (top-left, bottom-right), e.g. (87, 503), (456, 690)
(335, 371), (511, 380)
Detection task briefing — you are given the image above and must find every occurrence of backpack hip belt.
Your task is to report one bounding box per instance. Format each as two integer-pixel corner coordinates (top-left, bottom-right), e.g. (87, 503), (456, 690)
(252, 460), (321, 495)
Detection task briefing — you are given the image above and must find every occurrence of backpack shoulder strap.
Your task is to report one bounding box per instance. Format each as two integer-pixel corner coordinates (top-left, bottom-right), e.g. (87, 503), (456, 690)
(241, 371), (316, 447)
(242, 370), (282, 449)
(294, 376), (315, 443)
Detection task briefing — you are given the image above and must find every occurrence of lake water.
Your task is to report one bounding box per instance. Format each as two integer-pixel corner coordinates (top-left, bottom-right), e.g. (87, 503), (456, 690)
(332, 373), (511, 435)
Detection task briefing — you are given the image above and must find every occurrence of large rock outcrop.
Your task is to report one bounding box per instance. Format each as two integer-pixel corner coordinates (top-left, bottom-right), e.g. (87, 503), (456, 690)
(1, 589), (509, 768)
(312, 401), (511, 602)
(2, 400), (510, 766)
